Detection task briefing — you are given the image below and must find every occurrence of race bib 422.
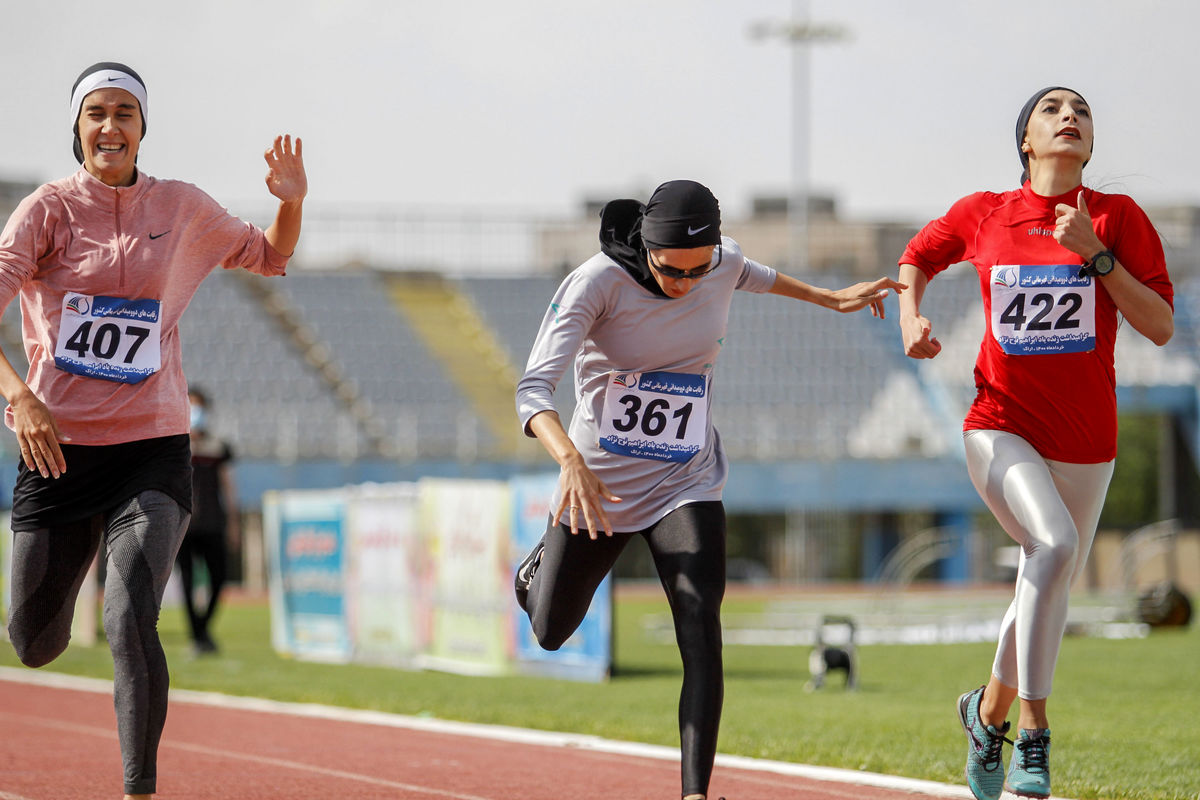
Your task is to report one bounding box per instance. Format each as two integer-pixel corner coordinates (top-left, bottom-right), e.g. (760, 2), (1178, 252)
(54, 293), (162, 384)
(989, 265), (1096, 355)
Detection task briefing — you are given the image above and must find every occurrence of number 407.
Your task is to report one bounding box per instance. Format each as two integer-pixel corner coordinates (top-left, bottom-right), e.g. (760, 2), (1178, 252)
(63, 321), (151, 363)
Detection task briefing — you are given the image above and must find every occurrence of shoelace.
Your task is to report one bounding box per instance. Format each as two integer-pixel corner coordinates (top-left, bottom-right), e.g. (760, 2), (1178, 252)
(981, 723), (1012, 770)
(1015, 733), (1050, 774)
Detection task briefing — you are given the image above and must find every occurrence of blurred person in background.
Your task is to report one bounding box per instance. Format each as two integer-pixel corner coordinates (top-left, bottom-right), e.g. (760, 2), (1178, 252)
(175, 386), (239, 656)
(898, 86), (1173, 800)
(515, 179), (903, 800)
(0, 61), (305, 799)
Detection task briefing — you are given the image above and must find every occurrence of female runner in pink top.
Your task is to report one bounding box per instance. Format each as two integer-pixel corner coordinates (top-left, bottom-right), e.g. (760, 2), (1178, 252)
(0, 62), (307, 799)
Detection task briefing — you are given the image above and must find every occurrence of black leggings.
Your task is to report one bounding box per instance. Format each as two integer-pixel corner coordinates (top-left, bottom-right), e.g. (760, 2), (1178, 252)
(7, 490), (189, 796)
(524, 501), (726, 798)
(176, 530), (228, 646)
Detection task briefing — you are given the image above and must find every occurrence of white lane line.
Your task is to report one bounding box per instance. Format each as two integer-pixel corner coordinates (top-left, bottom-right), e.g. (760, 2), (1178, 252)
(0, 710), (494, 800)
(0, 791), (37, 800)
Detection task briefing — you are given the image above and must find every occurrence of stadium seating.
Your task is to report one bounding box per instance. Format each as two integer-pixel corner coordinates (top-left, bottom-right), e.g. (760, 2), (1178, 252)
(456, 275), (578, 424)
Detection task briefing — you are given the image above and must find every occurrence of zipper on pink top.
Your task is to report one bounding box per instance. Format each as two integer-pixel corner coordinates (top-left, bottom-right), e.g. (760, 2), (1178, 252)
(114, 186), (127, 290)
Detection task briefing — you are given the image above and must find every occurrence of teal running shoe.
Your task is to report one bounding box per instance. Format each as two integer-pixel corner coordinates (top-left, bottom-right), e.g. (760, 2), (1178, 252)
(1006, 728), (1051, 798)
(957, 686), (1012, 800)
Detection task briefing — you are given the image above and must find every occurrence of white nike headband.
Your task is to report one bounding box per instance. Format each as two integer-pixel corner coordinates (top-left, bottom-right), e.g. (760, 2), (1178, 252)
(70, 67), (148, 127)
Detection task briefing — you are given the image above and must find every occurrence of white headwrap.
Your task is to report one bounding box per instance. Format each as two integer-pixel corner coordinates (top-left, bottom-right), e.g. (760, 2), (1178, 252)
(70, 65), (148, 127)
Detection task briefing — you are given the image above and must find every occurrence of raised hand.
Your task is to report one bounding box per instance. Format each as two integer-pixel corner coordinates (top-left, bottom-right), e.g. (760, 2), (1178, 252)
(264, 135), (307, 204)
(1054, 190), (1104, 260)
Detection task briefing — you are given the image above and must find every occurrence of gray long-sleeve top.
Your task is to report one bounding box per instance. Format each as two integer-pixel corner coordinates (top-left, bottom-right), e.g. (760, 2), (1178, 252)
(516, 237), (776, 531)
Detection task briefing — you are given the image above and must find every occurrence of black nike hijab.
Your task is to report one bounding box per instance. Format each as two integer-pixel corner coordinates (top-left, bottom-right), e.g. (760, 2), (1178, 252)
(598, 180), (722, 298)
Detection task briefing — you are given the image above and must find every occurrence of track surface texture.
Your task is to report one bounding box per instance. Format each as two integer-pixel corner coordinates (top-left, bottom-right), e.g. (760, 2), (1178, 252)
(0, 668), (1009, 799)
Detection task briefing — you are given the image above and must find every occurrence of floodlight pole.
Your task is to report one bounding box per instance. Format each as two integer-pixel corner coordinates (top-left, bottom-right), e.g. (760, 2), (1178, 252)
(749, 1), (848, 271)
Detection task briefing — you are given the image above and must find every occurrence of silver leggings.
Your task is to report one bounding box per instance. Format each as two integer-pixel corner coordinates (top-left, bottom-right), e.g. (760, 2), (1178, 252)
(964, 430), (1114, 700)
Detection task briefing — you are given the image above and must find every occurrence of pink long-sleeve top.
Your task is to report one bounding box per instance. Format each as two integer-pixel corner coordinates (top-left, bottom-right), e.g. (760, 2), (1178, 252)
(0, 167), (289, 445)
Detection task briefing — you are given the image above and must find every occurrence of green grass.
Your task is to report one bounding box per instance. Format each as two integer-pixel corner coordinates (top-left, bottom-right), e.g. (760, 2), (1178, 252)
(2, 590), (1197, 800)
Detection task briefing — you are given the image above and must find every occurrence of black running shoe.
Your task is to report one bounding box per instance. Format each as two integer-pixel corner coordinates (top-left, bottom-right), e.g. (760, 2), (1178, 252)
(514, 540), (545, 612)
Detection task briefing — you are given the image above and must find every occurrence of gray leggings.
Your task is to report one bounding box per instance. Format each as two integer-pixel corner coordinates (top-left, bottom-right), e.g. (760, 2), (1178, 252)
(964, 430), (1114, 700)
(7, 490), (189, 796)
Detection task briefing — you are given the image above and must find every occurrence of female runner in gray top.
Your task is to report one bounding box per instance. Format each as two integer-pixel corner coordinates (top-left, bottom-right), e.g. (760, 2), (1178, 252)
(515, 180), (903, 800)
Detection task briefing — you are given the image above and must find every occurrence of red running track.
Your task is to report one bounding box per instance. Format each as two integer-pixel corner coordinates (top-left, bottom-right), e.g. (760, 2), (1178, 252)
(0, 668), (972, 800)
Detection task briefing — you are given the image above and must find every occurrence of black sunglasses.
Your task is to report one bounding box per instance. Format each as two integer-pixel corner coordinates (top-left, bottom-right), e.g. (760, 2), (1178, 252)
(646, 245), (723, 280)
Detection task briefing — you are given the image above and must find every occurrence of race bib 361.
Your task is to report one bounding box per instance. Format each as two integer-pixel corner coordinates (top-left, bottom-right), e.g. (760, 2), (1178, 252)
(598, 371), (708, 463)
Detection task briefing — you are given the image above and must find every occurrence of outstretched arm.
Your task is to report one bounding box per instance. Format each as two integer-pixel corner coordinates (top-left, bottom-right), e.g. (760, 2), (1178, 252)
(263, 135), (307, 257)
(768, 273), (906, 318)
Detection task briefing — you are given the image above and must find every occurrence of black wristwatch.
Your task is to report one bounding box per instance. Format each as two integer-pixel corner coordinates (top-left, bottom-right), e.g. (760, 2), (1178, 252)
(1078, 250), (1116, 278)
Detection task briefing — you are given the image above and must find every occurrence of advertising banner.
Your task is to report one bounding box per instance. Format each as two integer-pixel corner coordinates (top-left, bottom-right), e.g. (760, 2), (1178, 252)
(263, 476), (611, 681)
(419, 479), (513, 675)
(265, 489), (352, 662)
(345, 483), (425, 664)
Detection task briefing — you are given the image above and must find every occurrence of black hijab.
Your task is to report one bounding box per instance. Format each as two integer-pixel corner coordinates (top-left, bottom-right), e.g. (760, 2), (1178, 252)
(598, 180), (722, 298)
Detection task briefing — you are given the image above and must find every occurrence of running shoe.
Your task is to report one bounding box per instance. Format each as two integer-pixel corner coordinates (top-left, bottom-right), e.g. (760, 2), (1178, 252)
(513, 540), (544, 613)
(190, 635), (219, 657)
(1006, 728), (1051, 798)
(957, 686), (1012, 800)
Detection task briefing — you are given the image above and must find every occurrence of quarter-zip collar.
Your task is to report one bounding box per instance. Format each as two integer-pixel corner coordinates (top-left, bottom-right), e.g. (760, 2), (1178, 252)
(69, 166), (155, 211)
(69, 167), (155, 290)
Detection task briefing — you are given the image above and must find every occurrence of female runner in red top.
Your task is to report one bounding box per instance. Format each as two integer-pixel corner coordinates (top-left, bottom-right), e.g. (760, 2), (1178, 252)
(897, 87), (1173, 800)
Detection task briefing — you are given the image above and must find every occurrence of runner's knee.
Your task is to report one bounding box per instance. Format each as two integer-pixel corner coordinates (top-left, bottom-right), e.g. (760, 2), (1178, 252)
(1032, 535), (1079, 583)
(7, 618), (69, 668)
(671, 598), (722, 661)
(531, 614), (573, 651)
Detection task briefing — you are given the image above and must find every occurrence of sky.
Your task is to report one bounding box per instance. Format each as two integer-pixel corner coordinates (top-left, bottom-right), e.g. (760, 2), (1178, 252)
(2, 0), (1198, 227)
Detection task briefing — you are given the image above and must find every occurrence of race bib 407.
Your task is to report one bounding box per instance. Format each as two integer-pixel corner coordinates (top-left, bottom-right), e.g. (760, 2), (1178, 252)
(989, 265), (1096, 355)
(54, 293), (162, 384)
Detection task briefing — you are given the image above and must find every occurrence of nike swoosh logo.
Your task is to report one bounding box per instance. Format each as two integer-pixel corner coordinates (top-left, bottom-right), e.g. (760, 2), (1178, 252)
(149, 230), (171, 240)
(688, 224), (710, 236)
(107, 76), (122, 82)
